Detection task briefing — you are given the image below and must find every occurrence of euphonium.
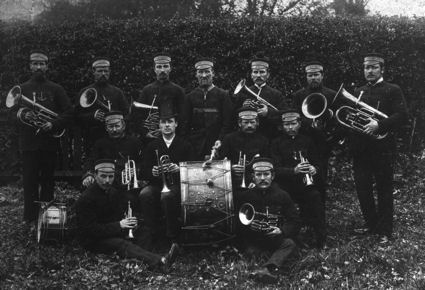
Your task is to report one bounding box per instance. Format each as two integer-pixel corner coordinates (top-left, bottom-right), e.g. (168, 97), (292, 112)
(333, 84), (388, 139)
(6, 85), (65, 138)
(234, 79), (278, 111)
(125, 201), (134, 239)
(79, 87), (111, 112)
(121, 156), (139, 190)
(155, 150), (172, 193)
(297, 151), (314, 187)
(301, 92), (334, 129)
(238, 203), (279, 233)
(134, 95), (160, 138)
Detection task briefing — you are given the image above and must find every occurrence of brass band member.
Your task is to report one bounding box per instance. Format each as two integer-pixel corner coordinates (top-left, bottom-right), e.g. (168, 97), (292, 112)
(350, 53), (408, 243)
(132, 53), (187, 143)
(234, 57), (285, 140)
(235, 158), (301, 284)
(218, 106), (269, 190)
(271, 110), (326, 249)
(185, 58), (233, 160)
(75, 58), (129, 157)
(139, 109), (194, 246)
(10, 50), (72, 225)
(75, 159), (178, 273)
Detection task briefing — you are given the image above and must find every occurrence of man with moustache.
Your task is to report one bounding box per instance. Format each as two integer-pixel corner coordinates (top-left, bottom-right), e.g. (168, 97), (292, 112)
(350, 53), (407, 244)
(132, 54), (186, 144)
(75, 159), (178, 273)
(185, 58), (233, 160)
(76, 58), (129, 157)
(9, 50), (72, 225)
(235, 157), (301, 284)
(235, 57), (284, 141)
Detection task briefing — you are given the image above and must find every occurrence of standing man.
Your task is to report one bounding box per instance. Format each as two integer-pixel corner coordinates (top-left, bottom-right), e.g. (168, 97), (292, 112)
(76, 58), (129, 158)
(132, 53), (186, 143)
(185, 58), (233, 160)
(235, 157), (301, 284)
(8, 50), (72, 225)
(235, 57), (284, 141)
(350, 53), (407, 243)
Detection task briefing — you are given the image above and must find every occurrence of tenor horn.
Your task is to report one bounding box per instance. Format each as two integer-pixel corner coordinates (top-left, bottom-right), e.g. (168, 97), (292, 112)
(238, 203), (279, 232)
(234, 79), (278, 111)
(301, 93), (334, 128)
(79, 87), (111, 112)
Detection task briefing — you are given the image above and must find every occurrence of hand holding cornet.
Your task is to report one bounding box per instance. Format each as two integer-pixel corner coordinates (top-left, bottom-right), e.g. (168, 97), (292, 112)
(120, 216), (138, 229)
(265, 226), (282, 236)
(23, 110), (36, 122)
(94, 109), (105, 122)
(294, 162), (316, 175)
(231, 164), (245, 177)
(167, 163), (180, 174)
(82, 175), (95, 187)
(257, 103), (268, 117)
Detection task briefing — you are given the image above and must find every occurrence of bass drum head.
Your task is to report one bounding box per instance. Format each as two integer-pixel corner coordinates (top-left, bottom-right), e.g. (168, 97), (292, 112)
(36, 204), (67, 244)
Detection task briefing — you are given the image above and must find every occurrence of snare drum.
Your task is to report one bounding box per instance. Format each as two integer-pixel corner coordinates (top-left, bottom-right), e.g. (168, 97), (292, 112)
(180, 160), (235, 246)
(37, 202), (67, 243)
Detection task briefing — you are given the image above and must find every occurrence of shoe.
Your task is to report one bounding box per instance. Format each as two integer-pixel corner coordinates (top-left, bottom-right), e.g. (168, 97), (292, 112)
(353, 226), (373, 235)
(378, 235), (390, 244)
(162, 243), (179, 273)
(249, 268), (278, 284)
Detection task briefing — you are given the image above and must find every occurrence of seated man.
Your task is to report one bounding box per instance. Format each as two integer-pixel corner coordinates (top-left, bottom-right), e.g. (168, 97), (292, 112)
(235, 157), (301, 284)
(271, 109), (327, 249)
(75, 159), (177, 272)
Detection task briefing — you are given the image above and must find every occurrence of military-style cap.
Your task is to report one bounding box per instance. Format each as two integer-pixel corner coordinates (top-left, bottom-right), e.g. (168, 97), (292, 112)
(30, 50), (48, 62)
(94, 159), (115, 171)
(251, 157), (274, 171)
(104, 111), (124, 123)
(305, 61), (323, 73)
(364, 53), (384, 65)
(250, 57), (269, 69)
(92, 58), (110, 68)
(237, 106), (258, 120)
(195, 58), (214, 70)
(154, 53), (171, 64)
(281, 109), (300, 122)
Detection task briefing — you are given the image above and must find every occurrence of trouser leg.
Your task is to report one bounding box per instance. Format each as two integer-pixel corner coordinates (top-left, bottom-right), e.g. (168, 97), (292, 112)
(161, 185), (181, 239)
(39, 150), (56, 202)
(22, 151), (40, 222)
(263, 236), (297, 268)
(139, 185), (161, 234)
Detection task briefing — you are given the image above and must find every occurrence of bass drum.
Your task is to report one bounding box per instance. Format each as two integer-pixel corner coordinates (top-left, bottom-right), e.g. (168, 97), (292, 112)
(180, 160), (235, 246)
(37, 202), (67, 244)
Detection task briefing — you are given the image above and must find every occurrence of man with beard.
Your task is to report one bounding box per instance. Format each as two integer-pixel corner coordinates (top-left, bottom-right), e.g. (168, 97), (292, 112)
(291, 61), (338, 200)
(218, 106), (269, 190)
(132, 54), (186, 144)
(234, 57), (284, 141)
(9, 50), (72, 225)
(75, 159), (178, 273)
(235, 157), (301, 284)
(185, 58), (233, 160)
(76, 58), (129, 158)
(350, 53), (407, 244)
(270, 110), (326, 249)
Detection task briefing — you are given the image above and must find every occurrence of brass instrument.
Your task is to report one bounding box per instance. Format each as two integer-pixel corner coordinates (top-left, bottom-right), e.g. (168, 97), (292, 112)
(6, 85), (65, 138)
(133, 95), (160, 138)
(301, 92), (334, 129)
(238, 203), (279, 233)
(79, 87), (111, 113)
(125, 201), (134, 239)
(121, 157), (139, 190)
(333, 84), (388, 139)
(296, 151), (314, 187)
(234, 79), (278, 111)
(238, 151), (247, 188)
(155, 150), (172, 193)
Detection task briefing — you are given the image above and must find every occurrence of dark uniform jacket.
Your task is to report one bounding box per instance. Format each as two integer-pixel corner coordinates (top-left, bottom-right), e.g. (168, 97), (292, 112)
(271, 133), (322, 191)
(185, 85), (233, 158)
(141, 135), (194, 187)
(235, 182), (301, 239)
(349, 80), (408, 154)
(13, 77), (72, 151)
(75, 183), (127, 249)
(218, 131), (269, 163)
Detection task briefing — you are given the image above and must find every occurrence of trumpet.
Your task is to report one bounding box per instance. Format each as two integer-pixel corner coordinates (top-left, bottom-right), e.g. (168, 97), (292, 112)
(6, 85), (65, 138)
(296, 151), (314, 187)
(238, 203), (279, 233)
(333, 84), (388, 139)
(155, 150), (173, 193)
(125, 201), (134, 239)
(79, 87), (111, 113)
(121, 157), (139, 190)
(234, 79), (278, 111)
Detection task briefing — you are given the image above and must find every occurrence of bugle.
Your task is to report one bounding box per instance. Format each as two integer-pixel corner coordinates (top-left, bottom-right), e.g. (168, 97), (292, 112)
(79, 87), (111, 112)
(238, 203), (279, 233)
(121, 156), (139, 190)
(234, 79), (278, 111)
(155, 150), (172, 193)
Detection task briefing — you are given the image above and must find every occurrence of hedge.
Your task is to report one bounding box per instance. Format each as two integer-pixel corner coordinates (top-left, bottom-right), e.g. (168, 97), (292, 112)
(1, 16), (424, 174)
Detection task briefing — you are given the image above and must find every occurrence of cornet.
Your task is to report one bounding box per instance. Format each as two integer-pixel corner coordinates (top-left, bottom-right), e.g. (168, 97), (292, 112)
(238, 151), (247, 188)
(125, 201), (134, 239)
(121, 157), (139, 190)
(155, 150), (173, 193)
(296, 151), (314, 187)
(238, 203), (279, 233)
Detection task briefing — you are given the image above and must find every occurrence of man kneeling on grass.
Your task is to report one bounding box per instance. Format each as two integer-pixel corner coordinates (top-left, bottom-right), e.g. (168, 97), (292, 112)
(75, 159), (177, 273)
(235, 157), (301, 283)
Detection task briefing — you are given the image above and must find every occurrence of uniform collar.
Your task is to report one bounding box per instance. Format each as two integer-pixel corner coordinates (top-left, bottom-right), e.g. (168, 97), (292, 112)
(368, 77), (384, 87)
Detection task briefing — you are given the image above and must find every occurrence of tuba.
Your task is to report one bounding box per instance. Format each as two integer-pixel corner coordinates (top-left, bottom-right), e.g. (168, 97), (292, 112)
(333, 84), (388, 139)
(79, 87), (111, 112)
(301, 93), (334, 129)
(6, 85), (65, 138)
(238, 203), (279, 233)
(133, 95), (160, 138)
(234, 79), (278, 111)
(155, 150), (173, 193)
(121, 157), (139, 190)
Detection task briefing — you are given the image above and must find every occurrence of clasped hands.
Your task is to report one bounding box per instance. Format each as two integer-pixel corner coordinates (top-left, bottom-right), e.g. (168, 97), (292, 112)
(152, 163), (179, 176)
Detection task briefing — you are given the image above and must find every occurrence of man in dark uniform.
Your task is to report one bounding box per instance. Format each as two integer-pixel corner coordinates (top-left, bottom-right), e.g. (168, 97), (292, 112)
(218, 106), (269, 190)
(350, 53), (408, 243)
(75, 159), (178, 272)
(271, 110), (326, 249)
(291, 61), (338, 199)
(139, 110), (194, 245)
(234, 57), (284, 140)
(132, 54), (187, 143)
(9, 50), (72, 225)
(75, 58), (129, 158)
(185, 58), (233, 160)
(235, 158), (301, 284)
